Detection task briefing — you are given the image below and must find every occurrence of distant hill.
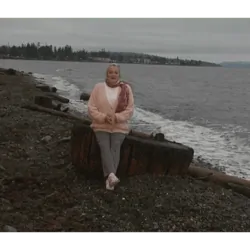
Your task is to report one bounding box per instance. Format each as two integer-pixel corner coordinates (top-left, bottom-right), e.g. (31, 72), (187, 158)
(220, 61), (250, 68)
(0, 42), (220, 67)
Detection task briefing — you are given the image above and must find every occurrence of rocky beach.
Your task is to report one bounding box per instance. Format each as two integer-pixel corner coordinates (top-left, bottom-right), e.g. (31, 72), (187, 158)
(0, 68), (250, 232)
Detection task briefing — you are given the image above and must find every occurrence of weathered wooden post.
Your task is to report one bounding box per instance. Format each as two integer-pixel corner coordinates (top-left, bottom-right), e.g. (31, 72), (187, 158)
(71, 122), (194, 179)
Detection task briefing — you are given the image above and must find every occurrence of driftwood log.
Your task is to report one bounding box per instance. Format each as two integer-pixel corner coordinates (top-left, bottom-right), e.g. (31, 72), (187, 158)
(21, 104), (163, 139)
(34, 81), (69, 110)
(46, 92), (69, 104)
(52, 101), (62, 111)
(35, 84), (57, 93)
(34, 95), (63, 111)
(188, 166), (250, 198)
(22, 103), (168, 142)
(71, 123), (194, 179)
(22, 101), (250, 199)
(34, 95), (70, 112)
(22, 104), (91, 125)
(34, 95), (54, 109)
(35, 84), (56, 93)
(0, 68), (18, 76)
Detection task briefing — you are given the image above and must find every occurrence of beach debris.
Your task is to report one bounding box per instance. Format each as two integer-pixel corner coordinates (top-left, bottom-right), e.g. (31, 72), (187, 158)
(80, 92), (90, 101)
(0, 164), (6, 171)
(41, 135), (52, 143)
(3, 225), (17, 232)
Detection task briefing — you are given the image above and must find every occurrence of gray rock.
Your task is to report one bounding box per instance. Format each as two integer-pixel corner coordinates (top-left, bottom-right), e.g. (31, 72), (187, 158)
(0, 164), (6, 171)
(153, 222), (159, 230)
(4, 225), (17, 232)
(80, 92), (90, 101)
(41, 135), (52, 143)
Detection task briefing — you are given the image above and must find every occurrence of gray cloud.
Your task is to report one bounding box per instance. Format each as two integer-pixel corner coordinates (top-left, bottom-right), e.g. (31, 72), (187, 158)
(0, 18), (250, 63)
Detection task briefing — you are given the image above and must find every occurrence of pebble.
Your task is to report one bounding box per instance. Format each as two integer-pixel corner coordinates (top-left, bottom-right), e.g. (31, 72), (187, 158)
(0, 164), (6, 171)
(1, 74), (250, 232)
(153, 222), (159, 230)
(4, 225), (17, 232)
(41, 135), (52, 143)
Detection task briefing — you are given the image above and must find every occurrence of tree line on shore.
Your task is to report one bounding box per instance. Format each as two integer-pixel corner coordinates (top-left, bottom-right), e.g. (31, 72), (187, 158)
(0, 43), (220, 67)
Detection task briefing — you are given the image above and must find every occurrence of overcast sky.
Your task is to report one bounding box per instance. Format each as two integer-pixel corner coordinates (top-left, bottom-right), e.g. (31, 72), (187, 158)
(0, 18), (250, 63)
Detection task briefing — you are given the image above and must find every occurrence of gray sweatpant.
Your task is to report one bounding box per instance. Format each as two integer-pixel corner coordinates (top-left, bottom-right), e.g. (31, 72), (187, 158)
(95, 131), (126, 177)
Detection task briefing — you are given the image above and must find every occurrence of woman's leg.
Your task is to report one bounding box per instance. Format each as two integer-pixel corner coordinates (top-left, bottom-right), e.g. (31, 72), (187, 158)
(95, 131), (115, 178)
(110, 133), (126, 174)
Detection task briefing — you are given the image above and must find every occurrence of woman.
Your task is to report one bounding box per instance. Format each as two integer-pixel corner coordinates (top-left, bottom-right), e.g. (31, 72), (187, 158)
(88, 63), (134, 190)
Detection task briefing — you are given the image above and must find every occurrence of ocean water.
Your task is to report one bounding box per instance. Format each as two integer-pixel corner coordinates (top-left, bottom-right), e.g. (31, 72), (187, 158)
(1, 59), (250, 179)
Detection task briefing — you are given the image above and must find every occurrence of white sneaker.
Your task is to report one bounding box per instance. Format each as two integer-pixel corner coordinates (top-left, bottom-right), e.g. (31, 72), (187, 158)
(106, 179), (114, 191)
(108, 173), (120, 187)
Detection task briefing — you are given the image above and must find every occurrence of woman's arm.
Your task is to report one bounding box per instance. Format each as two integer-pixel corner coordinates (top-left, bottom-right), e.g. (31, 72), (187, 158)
(115, 85), (134, 123)
(88, 85), (106, 123)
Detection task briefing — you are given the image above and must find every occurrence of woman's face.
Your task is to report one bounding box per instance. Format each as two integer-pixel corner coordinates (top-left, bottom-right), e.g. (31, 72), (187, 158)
(106, 65), (120, 85)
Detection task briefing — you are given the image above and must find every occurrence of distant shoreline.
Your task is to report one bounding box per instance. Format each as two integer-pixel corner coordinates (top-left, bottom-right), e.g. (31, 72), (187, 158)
(0, 42), (221, 67)
(0, 57), (222, 68)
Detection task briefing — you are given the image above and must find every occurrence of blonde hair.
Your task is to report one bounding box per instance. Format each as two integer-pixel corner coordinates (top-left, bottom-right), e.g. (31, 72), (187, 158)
(106, 63), (121, 78)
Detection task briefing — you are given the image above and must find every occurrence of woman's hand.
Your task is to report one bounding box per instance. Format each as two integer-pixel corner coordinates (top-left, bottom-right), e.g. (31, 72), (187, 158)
(105, 114), (113, 124)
